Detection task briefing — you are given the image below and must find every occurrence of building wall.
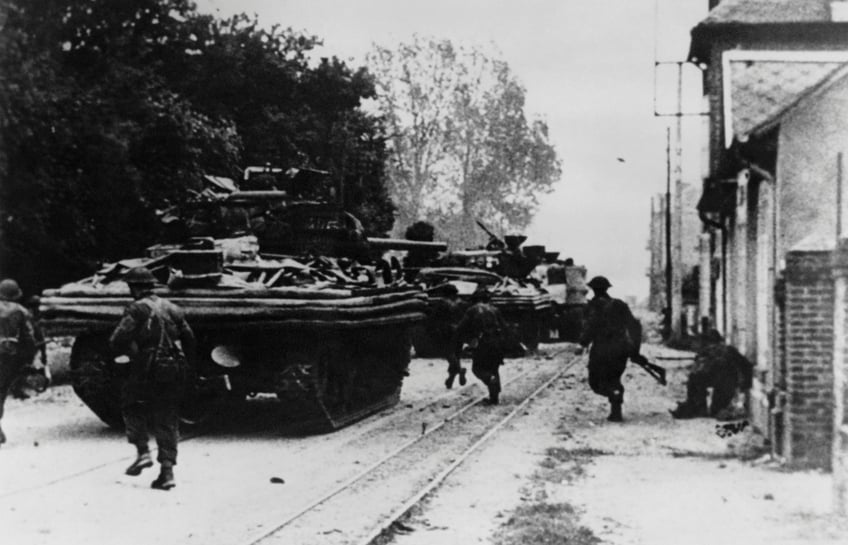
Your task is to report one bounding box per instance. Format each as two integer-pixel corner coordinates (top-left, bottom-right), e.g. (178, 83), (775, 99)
(784, 248), (834, 468)
(696, 23), (848, 470)
(776, 75), (848, 469)
(777, 74), (848, 257)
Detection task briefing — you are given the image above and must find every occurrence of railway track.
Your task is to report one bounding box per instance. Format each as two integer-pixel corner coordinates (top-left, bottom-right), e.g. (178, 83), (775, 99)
(0, 349), (583, 545)
(0, 360), (533, 501)
(240, 353), (583, 545)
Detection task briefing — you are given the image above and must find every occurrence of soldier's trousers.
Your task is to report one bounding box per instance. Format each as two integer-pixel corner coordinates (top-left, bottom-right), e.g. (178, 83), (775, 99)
(0, 354), (24, 421)
(686, 369), (738, 416)
(121, 380), (183, 466)
(471, 343), (503, 394)
(587, 343), (628, 404)
(447, 357), (464, 377)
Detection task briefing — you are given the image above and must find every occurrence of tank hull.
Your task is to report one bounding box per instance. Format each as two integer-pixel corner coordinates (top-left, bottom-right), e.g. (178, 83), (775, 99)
(46, 286), (423, 432)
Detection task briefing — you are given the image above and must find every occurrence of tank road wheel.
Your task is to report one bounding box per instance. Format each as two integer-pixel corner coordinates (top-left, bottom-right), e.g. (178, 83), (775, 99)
(179, 385), (221, 429)
(313, 340), (354, 413)
(274, 340), (351, 431)
(70, 334), (125, 430)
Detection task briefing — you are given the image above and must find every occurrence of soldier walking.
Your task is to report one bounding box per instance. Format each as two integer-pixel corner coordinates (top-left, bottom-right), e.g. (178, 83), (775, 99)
(578, 276), (640, 422)
(449, 290), (510, 404)
(427, 284), (467, 389)
(110, 267), (195, 490)
(0, 279), (38, 445)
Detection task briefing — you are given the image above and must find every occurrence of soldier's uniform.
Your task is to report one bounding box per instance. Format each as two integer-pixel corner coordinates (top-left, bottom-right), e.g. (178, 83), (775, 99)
(110, 267), (195, 490)
(426, 285), (467, 388)
(579, 276), (639, 422)
(450, 294), (510, 403)
(0, 279), (37, 445)
(671, 331), (753, 419)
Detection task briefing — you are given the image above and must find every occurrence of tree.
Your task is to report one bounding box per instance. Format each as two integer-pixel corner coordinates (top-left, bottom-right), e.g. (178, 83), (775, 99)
(0, 0), (395, 293)
(367, 36), (561, 248)
(157, 13), (395, 234)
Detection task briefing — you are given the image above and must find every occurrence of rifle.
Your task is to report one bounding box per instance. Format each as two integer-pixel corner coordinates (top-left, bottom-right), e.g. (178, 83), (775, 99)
(630, 353), (667, 386)
(624, 315), (666, 385)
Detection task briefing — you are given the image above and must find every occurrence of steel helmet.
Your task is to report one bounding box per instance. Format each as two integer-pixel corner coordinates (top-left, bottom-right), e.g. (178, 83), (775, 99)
(124, 267), (157, 286)
(0, 279), (23, 301)
(587, 276), (612, 290)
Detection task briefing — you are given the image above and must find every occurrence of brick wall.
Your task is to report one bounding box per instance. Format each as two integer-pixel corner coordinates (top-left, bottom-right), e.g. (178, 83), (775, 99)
(784, 249), (834, 469)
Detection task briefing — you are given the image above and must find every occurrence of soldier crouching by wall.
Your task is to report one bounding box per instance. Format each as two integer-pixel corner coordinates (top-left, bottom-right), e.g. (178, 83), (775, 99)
(577, 276), (640, 422)
(671, 330), (753, 420)
(448, 290), (510, 404)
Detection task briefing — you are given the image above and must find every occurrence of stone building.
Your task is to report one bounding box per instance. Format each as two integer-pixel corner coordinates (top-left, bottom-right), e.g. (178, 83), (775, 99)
(689, 0), (848, 479)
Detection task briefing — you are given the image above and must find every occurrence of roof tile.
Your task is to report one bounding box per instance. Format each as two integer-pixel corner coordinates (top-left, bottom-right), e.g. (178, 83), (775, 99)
(702, 0), (830, 25)
(727, 58), (845, 141)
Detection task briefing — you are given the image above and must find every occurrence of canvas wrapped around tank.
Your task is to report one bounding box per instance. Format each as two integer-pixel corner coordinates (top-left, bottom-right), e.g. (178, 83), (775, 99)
(40, 237), (427, 337)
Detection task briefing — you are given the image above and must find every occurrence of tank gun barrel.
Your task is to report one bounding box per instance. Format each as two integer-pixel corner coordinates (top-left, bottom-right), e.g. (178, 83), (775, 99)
(475, 220), (501, 242)
(367, 238), (447, 252)
(225, 190), (290, 202)
(475, 220), (506, 251)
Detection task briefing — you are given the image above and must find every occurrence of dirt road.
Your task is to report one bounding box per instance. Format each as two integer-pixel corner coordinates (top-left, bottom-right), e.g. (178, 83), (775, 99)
(385, 344), (848, 545)
(0, 347), (571, 545)
(3, 343), (847, 545)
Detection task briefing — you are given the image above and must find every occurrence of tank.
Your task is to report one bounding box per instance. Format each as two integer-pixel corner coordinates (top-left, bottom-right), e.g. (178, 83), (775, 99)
(39, 167), (446, 432)
(408, 227), (555, 355)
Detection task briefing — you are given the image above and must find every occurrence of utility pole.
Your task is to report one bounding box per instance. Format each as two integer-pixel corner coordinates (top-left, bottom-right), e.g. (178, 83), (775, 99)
(655, 60), (705, 342)
(665, 127), (672, 337)
(671, 61), (684, 341)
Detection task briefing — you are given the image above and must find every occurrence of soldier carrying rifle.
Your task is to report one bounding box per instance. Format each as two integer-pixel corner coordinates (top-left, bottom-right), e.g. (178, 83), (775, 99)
(577, 276), (665, 422)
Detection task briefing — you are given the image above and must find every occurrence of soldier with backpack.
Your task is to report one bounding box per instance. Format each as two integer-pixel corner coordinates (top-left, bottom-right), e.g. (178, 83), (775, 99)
(109, 267), (196, 491)
(0, 279), (38, 446)
(449, 290), (511, 404)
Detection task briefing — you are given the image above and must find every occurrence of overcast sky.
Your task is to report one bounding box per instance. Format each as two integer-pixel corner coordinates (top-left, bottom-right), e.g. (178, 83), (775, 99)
(198, 0), (709, 300)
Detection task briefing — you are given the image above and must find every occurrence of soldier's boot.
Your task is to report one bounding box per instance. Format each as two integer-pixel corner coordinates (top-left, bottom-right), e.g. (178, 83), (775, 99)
(445, 372), (457, 389)
(125, 450), (154, 476)
(458, 368), (467, 386)
(151, 464), (175, 491)
(607, 401), (623, 422)
(0, 423), (6, 445)
(670, 399), (707, 419)
(487, 376), (500, 405)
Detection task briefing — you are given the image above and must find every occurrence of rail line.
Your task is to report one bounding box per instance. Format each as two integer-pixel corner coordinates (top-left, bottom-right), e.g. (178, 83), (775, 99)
(243, 353), (583, 545)
(358, 355), (582, 545)
(0, 362), (513, 501)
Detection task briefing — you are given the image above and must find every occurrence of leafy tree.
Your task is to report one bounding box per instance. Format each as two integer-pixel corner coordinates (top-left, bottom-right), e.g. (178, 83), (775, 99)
(155, 13), (394, 234)
(0, 0), (394, 293)
(367, 36), (561, 248)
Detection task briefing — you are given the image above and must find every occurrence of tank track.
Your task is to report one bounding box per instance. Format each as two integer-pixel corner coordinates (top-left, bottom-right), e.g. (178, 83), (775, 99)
(273, 330), (409, 433)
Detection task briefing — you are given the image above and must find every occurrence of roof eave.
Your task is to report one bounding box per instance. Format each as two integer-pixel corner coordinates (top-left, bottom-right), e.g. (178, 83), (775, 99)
(689, 21), (848, 65)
